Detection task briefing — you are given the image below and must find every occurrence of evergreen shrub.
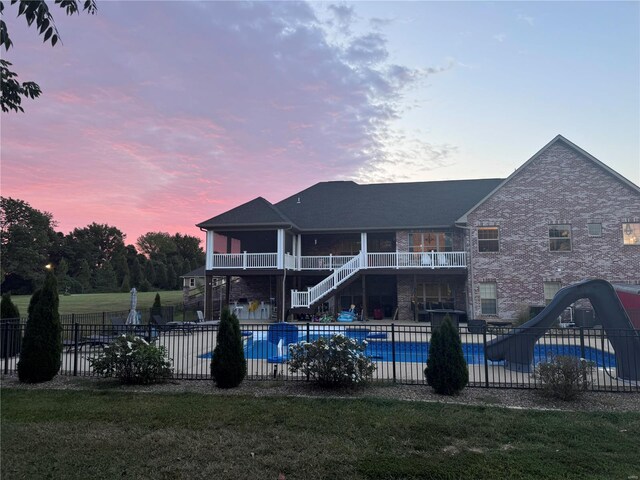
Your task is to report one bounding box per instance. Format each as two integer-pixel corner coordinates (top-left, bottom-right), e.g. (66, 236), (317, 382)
(1, 293), (20, 319)
(17, 272), (62, 383)
(211, 307), (246, 388)
(424, 316), (468, 395)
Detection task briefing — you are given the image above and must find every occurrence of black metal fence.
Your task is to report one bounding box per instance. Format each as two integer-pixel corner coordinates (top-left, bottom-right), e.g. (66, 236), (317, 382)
(2, 320), (639, 392)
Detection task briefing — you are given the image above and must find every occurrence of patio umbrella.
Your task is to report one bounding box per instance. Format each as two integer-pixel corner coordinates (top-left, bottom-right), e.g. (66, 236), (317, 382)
(125, 288), (139, 325)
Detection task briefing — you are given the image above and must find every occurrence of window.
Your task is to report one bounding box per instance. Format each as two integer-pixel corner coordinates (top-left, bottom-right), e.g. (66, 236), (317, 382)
(189, 278), (196, 288)
(409, 231), (453, 252)
(623, 223), (640, 245)
(549, 224), (571, 251)
(479, 282), (497, 315)
(415, 282), (454, 308)
(543, 282), (561, 305)
(478, 227), (499, 252)
(587, 223), (602, 237)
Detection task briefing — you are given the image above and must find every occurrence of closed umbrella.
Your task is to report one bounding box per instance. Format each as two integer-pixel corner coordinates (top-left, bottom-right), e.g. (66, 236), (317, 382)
(125, 288), (139, 325)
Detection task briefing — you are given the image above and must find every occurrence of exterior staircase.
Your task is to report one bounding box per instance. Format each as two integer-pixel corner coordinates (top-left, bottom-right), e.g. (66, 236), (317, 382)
(290, 252), (363, 308)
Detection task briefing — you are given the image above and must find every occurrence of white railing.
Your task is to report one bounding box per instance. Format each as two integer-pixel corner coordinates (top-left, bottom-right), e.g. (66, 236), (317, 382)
(211, 251), (466, 270)
(297, 255), (355, 270)
(367, 251), (466, 269)
(210, 252), (277, 269)
(291, 253), (363, 308)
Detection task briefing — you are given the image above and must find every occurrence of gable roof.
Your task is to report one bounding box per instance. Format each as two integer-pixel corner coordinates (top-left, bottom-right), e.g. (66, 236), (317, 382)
(198, 178), (503, 232)
(180, 266), (205, 278)
(197, 197), (293, 229)
(456, 134), (640, 224)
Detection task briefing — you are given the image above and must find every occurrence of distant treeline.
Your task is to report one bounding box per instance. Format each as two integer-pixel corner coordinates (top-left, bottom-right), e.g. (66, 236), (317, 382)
(1, 197), (204, 295)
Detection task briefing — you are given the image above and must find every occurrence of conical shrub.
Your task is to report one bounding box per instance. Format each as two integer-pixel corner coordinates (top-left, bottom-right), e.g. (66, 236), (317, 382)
(1, 293), (20, 319)
(18, 272), (62, 383)
(211, 307), (246, 388)
(425, 316), (468, 395)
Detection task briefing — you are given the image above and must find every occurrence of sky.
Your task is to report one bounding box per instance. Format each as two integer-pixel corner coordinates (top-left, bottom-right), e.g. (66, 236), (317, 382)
(1, 1), (639, 246)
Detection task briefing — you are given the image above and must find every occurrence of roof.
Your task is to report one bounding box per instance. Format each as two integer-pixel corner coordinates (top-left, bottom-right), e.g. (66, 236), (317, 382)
(457, 134), (640, 224)
(198, 178), (503, 232)
(180, 266), (205, 278)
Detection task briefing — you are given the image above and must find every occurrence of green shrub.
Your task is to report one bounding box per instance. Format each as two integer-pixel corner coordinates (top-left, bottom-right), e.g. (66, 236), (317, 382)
(151, 293), (162, 317)
(1, 293), (20, 319)
(211, 307), (246, 388)
(288, 334), (376, 388)
(424, 316), (468, 395)
(535, 355), (593, 401)
(90, 334), (173, 384)
(17, 272), (62, 383)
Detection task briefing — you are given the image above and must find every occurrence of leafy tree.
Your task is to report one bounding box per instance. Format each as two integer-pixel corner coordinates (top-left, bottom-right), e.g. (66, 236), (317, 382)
(1, 197), (57, 293)
(111, 251), (129, 285)
(211, 307), (246, 388)
(173, 233), (205, 266)
(0, 0), (97, 112)
(17, 271), (62, 383)
(136, 232), (177, 261)
(154, 261), (168, 289)
(92, 260), (117, 292)
(0, 293), (20, 319)
(65, 223), (126, 272)
(76, 258), (91, 292)
(143, 260), (155, 287)
(424, 317), (468, 395)
(166, 263), (177, 290)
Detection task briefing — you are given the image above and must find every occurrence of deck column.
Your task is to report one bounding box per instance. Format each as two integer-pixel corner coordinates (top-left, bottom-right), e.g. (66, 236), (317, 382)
(361, 232), (368, 268)
(277, 229), (285, 269)
(206, 230), (215, 270)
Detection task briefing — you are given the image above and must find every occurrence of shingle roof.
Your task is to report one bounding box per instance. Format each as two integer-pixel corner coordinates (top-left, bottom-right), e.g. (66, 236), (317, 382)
(198, 179), (503, 231)
(180, 266), (205, 278)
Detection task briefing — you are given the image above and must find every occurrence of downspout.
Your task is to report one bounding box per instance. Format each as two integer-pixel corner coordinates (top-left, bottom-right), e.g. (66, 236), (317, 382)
(199, 226), (210, 320)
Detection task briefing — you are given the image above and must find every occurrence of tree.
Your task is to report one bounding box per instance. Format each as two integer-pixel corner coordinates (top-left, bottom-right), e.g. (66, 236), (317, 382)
(65, 223), (126, 273)
(136, 232), (177, 261)
(17, 271), (62, 383)
(0, 0), (97, 112)
(92, 260), (117, 292)
(424, 317), (468, 395)
(76, 258), (91, 292)
(150, 293), (162, 318)
(210, 307), (246, 388)
(0, 293), (20, 319)
(173, 233), (205, 266)
(1, 197), (57, 293)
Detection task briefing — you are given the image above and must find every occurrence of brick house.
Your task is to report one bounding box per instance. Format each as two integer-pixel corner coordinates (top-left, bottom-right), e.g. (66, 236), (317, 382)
(197, 135), (640, 322)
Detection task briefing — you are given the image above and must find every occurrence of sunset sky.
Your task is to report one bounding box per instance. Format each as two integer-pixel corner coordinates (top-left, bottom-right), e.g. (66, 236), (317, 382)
(2, 1), (638, 246)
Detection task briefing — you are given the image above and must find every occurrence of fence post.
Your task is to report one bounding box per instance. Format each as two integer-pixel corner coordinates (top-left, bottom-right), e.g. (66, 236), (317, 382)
(2, 320), (9, 375)
(391, 323), (396, 383)
(306, 323), (310, 382)
(482, 325), (489, 388)
(73, 322), (79, 376)
(102, 311), (106, 329)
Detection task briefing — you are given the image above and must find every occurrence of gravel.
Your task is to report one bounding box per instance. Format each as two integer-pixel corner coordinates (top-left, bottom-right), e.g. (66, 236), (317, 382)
(2, 375), (639, 413)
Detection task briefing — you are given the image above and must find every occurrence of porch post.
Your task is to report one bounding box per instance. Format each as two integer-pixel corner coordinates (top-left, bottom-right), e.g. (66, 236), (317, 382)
(360, 232), (368, 268)
(206, 230), (215, 270)
(297, 234), (302, 270)
(277, 229), (285, 269)
(361, 274), (367, 321)
(225, 275), (231, 308)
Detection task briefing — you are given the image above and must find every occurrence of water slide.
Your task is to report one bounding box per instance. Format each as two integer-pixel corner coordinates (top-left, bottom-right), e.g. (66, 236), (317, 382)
(485, 279), (640, 381)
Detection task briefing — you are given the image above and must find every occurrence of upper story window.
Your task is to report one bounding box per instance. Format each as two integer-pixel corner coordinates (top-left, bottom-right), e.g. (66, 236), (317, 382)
(478, 227), (499, 252)
(409, 231), (453, 252)
(549, 224), (571, 252)
(587, 223), (602, 237)
(623, 223), (640, 245)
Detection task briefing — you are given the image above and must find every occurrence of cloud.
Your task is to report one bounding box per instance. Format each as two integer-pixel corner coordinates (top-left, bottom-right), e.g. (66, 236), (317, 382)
(517, 14), (535, 26)
(1, 1), (452, 241)
(370, 17), (394, 30)
(493, 33), (507, 42)
(328, 3), (357, 35)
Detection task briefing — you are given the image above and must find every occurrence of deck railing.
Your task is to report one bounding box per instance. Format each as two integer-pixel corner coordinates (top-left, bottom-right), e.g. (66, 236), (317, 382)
(210, 251), (466, 270)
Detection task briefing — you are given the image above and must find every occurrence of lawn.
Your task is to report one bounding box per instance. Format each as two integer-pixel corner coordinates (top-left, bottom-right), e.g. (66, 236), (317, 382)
(9, 290), (184, 315)
(2, 388), (639, 480)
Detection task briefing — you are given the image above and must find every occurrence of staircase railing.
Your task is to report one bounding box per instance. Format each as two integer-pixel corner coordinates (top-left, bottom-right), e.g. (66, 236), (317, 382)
(291, 252), (363, 308)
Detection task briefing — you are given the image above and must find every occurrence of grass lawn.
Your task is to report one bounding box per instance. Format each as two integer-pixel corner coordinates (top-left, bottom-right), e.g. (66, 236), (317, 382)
(2, 389), (639, 480)
(10, 290), (184, 315)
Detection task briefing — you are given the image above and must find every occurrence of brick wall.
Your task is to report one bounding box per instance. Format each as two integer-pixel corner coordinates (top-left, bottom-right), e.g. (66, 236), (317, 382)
(467, 141), (640, 321)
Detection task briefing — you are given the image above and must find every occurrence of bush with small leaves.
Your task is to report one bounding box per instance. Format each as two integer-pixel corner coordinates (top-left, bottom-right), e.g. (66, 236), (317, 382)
(288, 334), (376, 388)
(17, 272), (62, 383)
(535, 355), (594, 401)
(90, 334), (173, 384)
(424, 317), (469, 395)
(1, 293), (20, 319)
(211, 307), (246, 388)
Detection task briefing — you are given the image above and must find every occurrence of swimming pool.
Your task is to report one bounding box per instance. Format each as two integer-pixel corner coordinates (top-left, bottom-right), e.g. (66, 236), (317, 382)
(199, 329), (616, 368)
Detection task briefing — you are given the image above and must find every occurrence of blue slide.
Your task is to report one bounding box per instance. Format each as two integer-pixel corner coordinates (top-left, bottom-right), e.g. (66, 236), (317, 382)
(485, 279), (640, 381)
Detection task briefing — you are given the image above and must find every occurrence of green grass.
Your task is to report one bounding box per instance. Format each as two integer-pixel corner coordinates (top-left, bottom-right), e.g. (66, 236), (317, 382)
(10, 290), (184, 315)
(2, 388), (639, 480)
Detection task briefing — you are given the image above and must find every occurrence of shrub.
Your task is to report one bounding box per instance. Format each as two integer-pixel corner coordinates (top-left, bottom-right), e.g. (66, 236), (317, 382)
(1, 293), (20, 319)
(535, 355), (594, 401)
(288, 334), (376, 388)
(211, 307), (246, 388)
(424, 316), (468, 395)
(17, 272), (62, 383)
(151, 293), (162, 317)
(90, 334), (173, 384)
